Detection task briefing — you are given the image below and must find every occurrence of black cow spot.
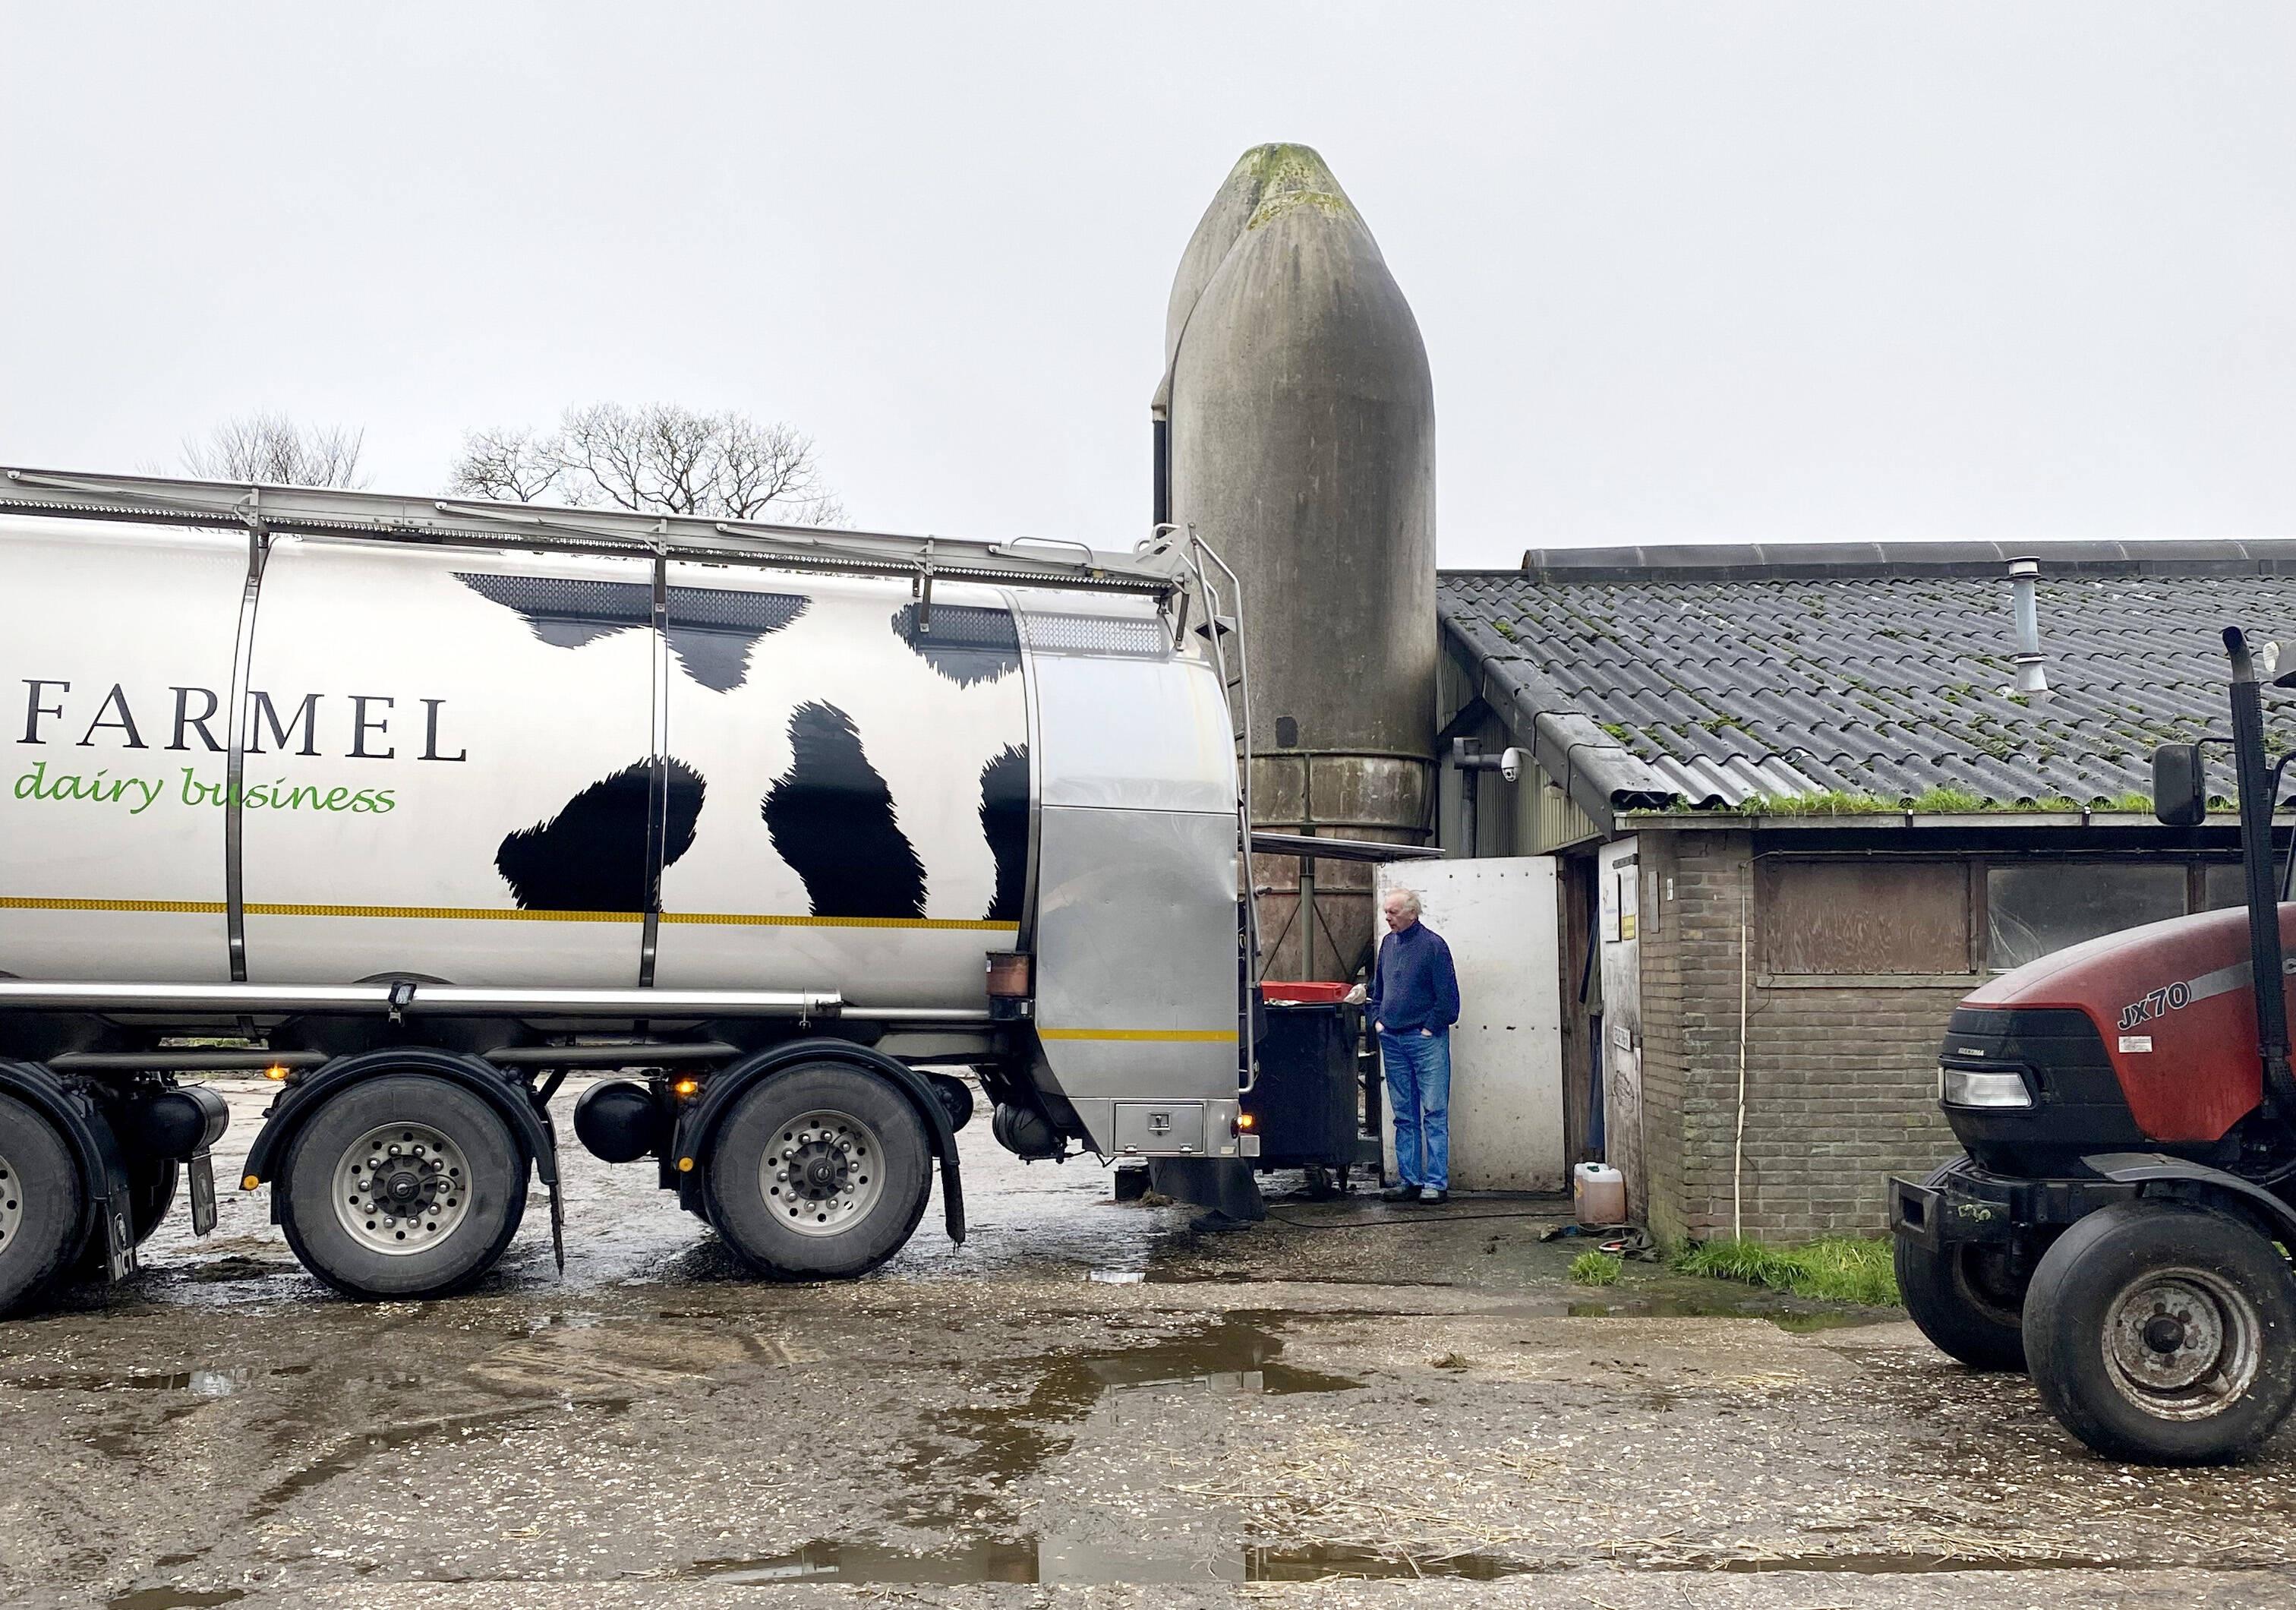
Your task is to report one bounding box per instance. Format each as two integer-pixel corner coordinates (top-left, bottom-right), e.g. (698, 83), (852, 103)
(456, 573), (649, 650)
(762, 704), (926, 920)
(890, 603), (1020, 687)
(496, 758), (705, 913)
(979, 744), (1029, 923)
(666, 585), (809, 692)
(457, 574), (809, 693)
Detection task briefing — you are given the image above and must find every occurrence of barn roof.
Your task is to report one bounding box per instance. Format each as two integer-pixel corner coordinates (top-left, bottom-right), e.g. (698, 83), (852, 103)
(1437, 540), (2296, 826)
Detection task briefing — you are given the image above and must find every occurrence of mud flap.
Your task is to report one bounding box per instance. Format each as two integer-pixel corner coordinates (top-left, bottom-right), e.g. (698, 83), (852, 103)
(550, 1179), (566, 1275)
(101, 1195), (135, 1283)
(188, 1151), (218, 1236)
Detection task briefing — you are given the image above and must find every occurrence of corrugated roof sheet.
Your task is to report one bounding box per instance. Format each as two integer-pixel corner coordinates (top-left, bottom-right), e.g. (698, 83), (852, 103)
(1437, 541), (2296, 819)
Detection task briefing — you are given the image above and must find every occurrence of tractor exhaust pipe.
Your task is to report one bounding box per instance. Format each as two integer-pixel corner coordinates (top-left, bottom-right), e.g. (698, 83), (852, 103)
(2223, 627), (2296, 1121)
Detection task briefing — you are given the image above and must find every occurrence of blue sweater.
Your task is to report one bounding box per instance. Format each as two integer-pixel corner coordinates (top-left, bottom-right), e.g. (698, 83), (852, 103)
(1366, 921), (1460, 1035)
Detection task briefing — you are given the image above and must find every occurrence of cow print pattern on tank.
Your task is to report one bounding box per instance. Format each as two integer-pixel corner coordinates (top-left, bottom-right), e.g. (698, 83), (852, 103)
(890, 604), (1020, 687)
(496, 758), (705, 912)
(762, 704), (927, 920)
(665, 586), (809, 692)
(456, 574), (651, 650)
(456, 574), (808, 693)
(979, 744), (1029, 923)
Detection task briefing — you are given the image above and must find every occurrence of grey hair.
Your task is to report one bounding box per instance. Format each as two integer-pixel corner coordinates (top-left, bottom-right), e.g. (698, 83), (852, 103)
(1385, 887), (1423, 917)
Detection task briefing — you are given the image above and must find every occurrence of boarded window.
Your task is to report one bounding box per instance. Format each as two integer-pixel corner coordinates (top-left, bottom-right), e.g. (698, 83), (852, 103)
(1987, 863), (2188, 972)
(1762, 860), (1970, 975)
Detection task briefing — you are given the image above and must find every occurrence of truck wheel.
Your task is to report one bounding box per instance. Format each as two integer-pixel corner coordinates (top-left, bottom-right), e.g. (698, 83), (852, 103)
(0, 1094), (87, 1318)
(278, 1075), (529, 1301)
(705, 1064), (932, 1280)
(2024, 1201), (2296, 1464)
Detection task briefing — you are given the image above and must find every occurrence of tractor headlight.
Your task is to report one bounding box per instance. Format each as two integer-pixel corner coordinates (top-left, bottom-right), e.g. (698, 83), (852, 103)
(1941, 1067), (2033, 1108)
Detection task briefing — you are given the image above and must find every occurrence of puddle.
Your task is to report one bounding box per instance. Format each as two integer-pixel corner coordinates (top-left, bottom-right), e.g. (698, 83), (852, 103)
(105, 1592), (247, 1610)
(1664, 1552), (2182, 1575)
(1087, 1269), (1145, 1285)
(683, 1537), (1535, 1586)
(895, 1314), (1361, 1521)
(7, 1365), (292, 1395)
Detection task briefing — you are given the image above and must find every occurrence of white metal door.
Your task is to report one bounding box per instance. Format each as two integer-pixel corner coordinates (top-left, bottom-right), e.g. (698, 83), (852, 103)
(1373, 857), (1565, 1192)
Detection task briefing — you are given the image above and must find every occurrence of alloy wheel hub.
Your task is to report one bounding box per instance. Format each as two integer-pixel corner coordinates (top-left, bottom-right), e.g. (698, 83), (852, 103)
(759, 1110), (885, 1238)
(333, 1123), (475, 1256)
(0, 1148), (20, 1252)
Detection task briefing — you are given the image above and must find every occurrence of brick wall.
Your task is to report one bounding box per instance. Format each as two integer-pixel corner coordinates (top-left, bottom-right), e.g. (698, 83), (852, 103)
(1638, 830), (1964, 1241)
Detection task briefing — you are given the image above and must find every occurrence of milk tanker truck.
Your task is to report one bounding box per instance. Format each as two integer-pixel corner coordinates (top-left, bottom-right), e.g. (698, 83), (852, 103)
(0, 468), (1263, 1312)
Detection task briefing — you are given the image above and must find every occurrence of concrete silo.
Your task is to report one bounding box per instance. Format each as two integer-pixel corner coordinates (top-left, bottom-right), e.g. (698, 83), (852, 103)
(1153, 144), (1437, 982)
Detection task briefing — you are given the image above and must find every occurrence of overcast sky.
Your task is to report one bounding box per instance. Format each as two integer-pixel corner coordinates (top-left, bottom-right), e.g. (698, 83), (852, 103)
(3, 4), (2291, 567)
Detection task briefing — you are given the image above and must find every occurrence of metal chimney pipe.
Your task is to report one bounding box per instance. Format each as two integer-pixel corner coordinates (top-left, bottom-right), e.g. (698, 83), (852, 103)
(2009, 557), (2049, 697)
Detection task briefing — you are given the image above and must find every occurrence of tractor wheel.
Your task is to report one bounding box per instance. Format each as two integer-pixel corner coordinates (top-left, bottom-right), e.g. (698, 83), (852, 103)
(278, 1075), (529, 1301)
(0, 1094), (87, 1318)
(705, 1063), (932, 1281)
(1894, 1166), (2030, 1371)
(2024, 1200), (2296, 1463)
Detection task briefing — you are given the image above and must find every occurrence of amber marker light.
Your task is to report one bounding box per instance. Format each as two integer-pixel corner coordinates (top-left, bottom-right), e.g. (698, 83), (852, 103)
(672, 1077), (701, 1099)
(677, 1157), (695, 1172)
(241, 1174), (260, 1192)
(263, 1064), (289, 1081)
(1238, 1113), (1255, 1131)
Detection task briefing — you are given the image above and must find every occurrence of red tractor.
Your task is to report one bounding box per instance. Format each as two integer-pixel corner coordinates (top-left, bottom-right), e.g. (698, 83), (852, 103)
(1892, 627), (2296, 1463)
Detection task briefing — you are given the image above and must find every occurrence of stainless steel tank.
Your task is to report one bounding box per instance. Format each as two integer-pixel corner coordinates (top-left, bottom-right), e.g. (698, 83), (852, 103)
(1154, 144), (1437, 981)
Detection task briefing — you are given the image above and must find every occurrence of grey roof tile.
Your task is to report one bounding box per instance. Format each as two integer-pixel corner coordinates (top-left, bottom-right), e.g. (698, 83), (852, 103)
(1440, 545), (2296, 818)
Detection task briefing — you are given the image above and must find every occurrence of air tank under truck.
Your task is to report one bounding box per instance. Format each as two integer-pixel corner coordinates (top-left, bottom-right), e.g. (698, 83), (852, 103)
(0, 469), (1258, 1315)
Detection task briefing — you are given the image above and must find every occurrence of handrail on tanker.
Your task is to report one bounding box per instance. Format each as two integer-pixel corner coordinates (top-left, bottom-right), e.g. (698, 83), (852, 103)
(0, 466), (1186, 600)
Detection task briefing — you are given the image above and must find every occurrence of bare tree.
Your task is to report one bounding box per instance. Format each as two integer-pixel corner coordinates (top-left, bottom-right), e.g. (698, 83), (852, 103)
(446, 427), (560, 504)
(184, 412), (368, 488)
(447, 403), (842, 525)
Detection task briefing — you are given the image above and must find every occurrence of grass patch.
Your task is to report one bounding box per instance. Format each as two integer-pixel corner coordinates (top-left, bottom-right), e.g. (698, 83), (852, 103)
(1670, 1236), (1898, 1307)
(1568, 1251), (1623, 1286)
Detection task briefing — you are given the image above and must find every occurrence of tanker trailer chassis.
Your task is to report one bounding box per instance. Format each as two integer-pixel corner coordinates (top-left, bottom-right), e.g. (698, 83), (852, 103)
(1891, 626), (2296, 1463)
(0, 469), (1264, 1315)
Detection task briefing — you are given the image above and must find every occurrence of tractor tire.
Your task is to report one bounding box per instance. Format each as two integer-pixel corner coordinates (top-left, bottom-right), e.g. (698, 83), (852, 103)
(705, 1063), (932, 1281)
(0, 1094), (87, 1318)
(1894, 1165), (2031, 1371)
(278, 1074), (529, 1302)
(2024, 1200), (2296, 1463)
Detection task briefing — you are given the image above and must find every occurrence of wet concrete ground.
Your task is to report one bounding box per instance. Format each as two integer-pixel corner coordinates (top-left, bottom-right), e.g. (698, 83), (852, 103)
(2, 1080), (2292, 1609)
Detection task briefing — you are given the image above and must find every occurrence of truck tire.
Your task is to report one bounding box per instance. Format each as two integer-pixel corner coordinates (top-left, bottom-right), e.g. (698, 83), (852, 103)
(705, 1063), (932, 1281)
(277, 1075), (529, 1301)
(0, 1094), (87, 1318)
(2024, 1200), (2296, 1464)
(1894, 1164), (2030, 1371)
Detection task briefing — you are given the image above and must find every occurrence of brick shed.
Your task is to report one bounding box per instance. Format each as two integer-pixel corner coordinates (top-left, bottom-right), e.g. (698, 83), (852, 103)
(1429, 540), (2296, 1242)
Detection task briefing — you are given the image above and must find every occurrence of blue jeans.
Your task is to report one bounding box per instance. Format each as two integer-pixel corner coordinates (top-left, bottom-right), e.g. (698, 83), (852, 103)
(1380, 1029), (1451, 1192)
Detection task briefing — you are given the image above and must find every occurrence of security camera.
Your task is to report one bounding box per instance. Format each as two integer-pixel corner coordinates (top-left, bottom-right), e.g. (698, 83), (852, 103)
(1500, 747), (1528, 784)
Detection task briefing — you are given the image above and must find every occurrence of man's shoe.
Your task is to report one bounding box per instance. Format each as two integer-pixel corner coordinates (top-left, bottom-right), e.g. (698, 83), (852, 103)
(1419, 1187), (1449, 1204)
(1380, 1183), (1420, 1203)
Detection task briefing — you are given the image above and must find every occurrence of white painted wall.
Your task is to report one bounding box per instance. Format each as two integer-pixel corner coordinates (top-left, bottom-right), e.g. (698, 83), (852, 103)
(1373, 857), (1566, 1192)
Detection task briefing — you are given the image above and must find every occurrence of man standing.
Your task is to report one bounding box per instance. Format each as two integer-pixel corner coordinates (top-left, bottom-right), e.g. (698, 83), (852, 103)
(1348, 887), (1461, 1204)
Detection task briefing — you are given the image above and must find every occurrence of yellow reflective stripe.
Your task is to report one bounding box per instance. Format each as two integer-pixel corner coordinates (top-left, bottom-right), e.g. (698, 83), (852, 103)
(248, 902), (642, 923)
(1, 895), (1017, 933)
(661, 913), (1019, 932)
(0, 896), (226, 914)
(1039, 1027), (1238, 1043)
